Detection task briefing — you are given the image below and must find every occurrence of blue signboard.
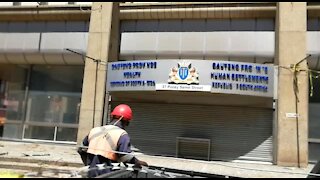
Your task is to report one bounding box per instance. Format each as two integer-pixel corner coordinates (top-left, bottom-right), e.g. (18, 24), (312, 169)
(106, 60), (275, 98)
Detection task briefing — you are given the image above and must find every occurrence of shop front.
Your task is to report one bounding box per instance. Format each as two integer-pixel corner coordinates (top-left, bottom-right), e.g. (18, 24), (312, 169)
(106, 59), (276, 162)
(0, 64), (83, 143)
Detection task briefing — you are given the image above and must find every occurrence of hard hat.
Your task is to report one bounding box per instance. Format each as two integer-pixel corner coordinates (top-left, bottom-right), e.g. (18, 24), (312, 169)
(111, 104), (133, 121)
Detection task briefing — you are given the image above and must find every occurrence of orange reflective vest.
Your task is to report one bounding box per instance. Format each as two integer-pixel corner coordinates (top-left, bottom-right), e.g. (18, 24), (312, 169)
(87, 125), (127, 161)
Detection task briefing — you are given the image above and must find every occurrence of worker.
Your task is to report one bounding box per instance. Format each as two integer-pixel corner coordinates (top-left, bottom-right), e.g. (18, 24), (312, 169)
(80, 104), (148, 178)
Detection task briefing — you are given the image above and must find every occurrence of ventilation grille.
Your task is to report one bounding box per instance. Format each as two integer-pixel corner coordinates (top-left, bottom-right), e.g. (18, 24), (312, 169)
(176, 137), (211, 161)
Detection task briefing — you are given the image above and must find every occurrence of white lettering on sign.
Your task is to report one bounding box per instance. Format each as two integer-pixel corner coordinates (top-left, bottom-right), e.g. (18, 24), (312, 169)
(156, 84), (211, 92)
(107, 60), (274, 97)
(286, 113), (299, 118)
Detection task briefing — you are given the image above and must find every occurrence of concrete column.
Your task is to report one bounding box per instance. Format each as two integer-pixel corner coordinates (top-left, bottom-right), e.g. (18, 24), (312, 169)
(275, 2), (308, 167)
(77, 2), (119, 144)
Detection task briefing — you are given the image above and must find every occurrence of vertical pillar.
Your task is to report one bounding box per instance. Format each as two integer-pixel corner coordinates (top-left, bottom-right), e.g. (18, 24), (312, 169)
(275, 2), (308, 167)
(77, 2), (119, 144)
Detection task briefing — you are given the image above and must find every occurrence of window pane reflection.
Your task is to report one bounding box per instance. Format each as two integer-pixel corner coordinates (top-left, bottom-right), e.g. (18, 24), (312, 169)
(0, 64), (83, 142)
(27, 91), (81, 125)
(3, 124), (23, 139)
(30, 65), (83, 93)
(56, 127), (77, 142)
(309, 143), (320, 163)
(23, 65), (83, 142)
(309, 103), (320, 139)
(0, 64), (28, 139)
(6, 91), (26, 121)
(24, 125), (55, 140)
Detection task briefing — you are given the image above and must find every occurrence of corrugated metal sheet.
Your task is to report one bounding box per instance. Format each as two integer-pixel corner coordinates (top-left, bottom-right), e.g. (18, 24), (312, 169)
(111, 102), (273, 162)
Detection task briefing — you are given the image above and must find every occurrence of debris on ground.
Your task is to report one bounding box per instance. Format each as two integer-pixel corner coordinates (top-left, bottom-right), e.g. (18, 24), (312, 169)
(0, 152), (8, 156)
(22, 153), (50, 157)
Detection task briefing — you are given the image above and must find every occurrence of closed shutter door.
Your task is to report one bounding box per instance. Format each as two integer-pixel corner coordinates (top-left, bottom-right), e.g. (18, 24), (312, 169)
(111, 102), (273, 162)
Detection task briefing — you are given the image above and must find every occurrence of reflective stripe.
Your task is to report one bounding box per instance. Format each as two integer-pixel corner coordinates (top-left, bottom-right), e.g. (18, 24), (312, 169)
(103, 131), (115, 150)
(102, 128), (122, 150)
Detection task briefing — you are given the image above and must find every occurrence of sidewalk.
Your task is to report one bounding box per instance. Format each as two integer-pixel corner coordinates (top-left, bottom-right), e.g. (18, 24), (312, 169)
(0, 140), (316, 178)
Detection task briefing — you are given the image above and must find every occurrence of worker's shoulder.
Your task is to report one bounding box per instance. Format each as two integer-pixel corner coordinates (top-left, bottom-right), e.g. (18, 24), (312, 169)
(104, 125), (128, 134)
(104, 124), (123, 130)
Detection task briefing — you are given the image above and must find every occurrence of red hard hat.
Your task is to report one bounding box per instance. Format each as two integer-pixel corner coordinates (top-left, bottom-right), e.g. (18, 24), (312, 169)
(111, 104), (133, 121)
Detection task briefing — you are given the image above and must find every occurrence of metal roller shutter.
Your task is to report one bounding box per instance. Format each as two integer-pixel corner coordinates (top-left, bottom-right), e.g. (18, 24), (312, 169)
(111, 102), (273, 162)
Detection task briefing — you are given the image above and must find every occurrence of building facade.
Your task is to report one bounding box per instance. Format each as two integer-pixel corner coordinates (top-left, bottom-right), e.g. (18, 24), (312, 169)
(0, 2), (319, 168)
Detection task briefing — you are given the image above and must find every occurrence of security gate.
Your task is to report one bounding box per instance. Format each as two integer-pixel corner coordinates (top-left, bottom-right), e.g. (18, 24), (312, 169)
(111, 102), (273, 162)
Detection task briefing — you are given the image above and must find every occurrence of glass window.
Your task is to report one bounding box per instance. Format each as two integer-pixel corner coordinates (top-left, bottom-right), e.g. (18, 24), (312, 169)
(26, 92), (81, 125)
(309, 103), (320, 139)
(24, 125), (55, 140)
(3, 124), (23, 139)
(310, 76), (320, 103)
(309, 143), (320, 163)
(0, 64), (83, 143)
(30, 65), (83, 93)
(309, 77), (320, 139)
(309, 76), (320, 162)
(56, 127), (78, 142)
(0, 64), (29, 139)
(24, 65), (83, 142)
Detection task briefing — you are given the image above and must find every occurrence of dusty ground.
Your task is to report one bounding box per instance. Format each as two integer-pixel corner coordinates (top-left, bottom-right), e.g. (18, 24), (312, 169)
(0, 140), (316, 178)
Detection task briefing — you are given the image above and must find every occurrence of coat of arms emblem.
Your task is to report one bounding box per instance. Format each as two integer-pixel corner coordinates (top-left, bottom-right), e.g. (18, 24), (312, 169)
(168, 62), (199, 85)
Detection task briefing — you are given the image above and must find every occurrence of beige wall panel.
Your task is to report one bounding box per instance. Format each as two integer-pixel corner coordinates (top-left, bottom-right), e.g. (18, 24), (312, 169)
(0, 54), (8, 63)
(6, 54), (27, 64)
(24, 53), (46, 64)
(43, 54), (65, 64)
